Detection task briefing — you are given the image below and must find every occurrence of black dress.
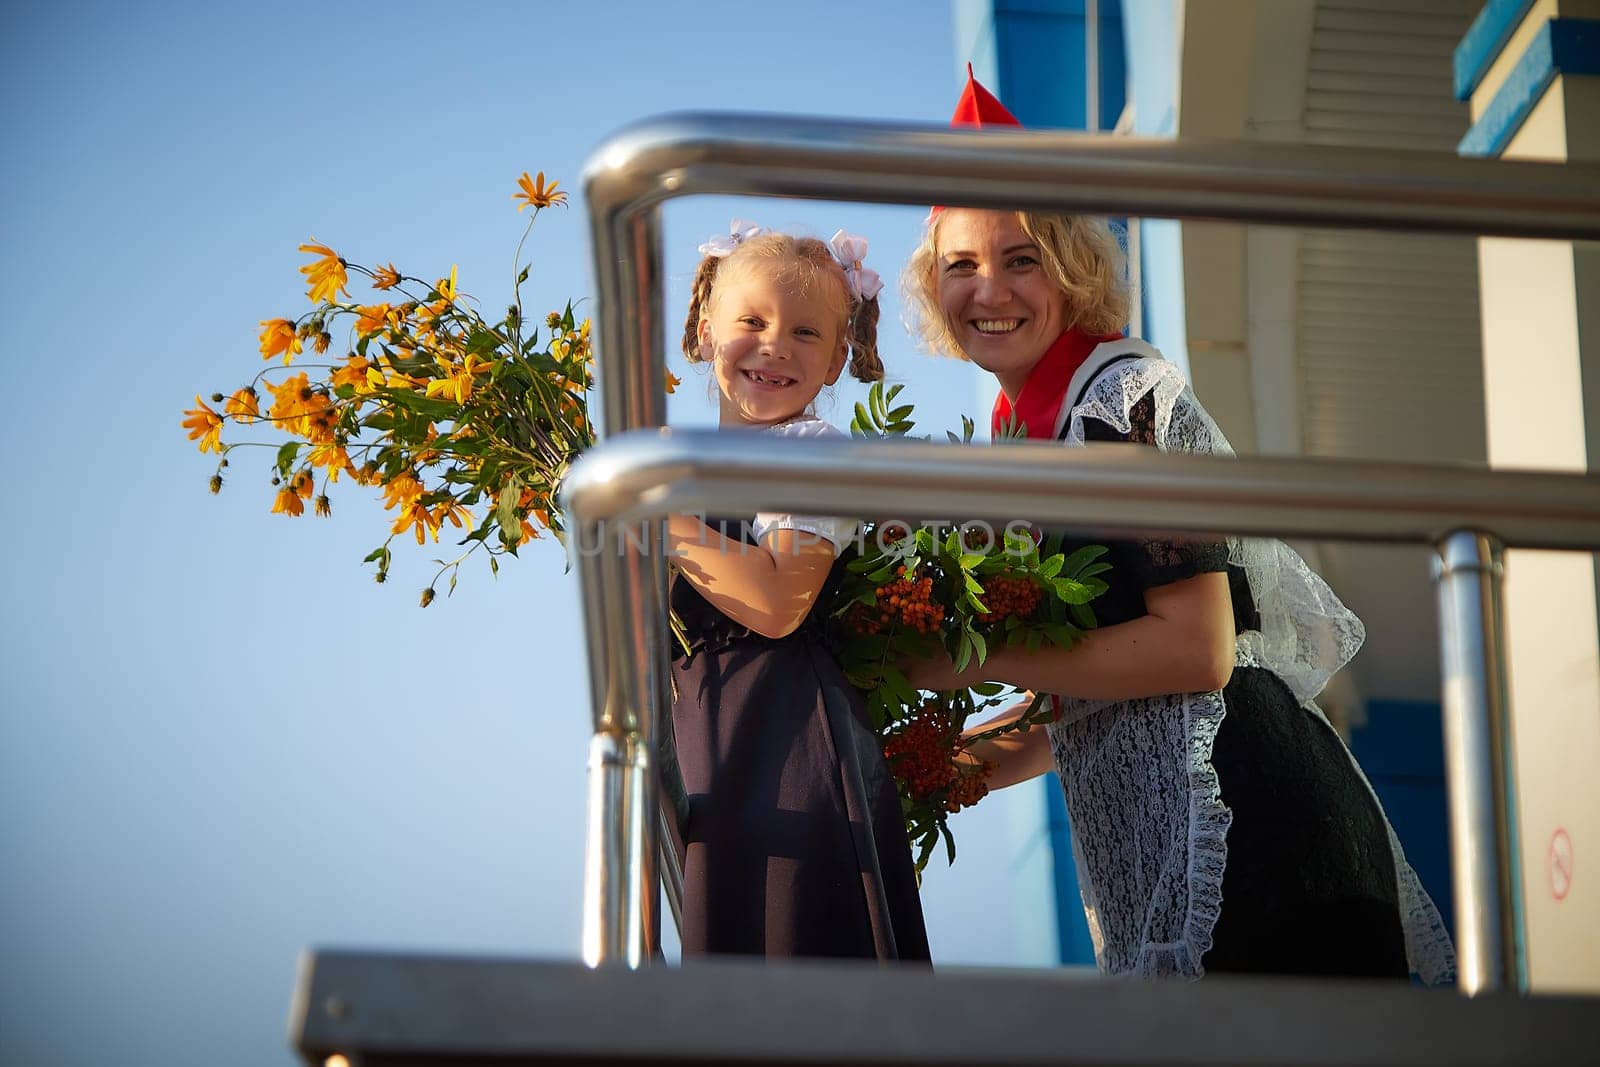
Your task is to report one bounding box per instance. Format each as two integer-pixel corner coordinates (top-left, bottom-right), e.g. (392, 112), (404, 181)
(668, 520), (931, 961)
(1061, 397), (1409, 978)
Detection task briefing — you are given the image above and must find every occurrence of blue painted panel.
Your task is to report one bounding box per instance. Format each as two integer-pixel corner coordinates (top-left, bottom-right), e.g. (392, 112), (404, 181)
(1043, 775), (1097, 965)
(992, 0), (1126, 131)
(1349, 699), (1446, 778)
(1455, 0), (1538, 101)
(1350, 699), (1456, 944)
(1460, 18), (1600, 157)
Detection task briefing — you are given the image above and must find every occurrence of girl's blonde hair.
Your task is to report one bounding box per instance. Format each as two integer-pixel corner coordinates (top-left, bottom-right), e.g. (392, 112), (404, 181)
(680, 232), (884, 383)
(901, 210), (1130, 358)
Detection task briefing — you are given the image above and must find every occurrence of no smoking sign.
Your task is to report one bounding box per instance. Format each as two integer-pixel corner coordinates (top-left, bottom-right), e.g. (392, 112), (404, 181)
(1548, 828), (1573, 902)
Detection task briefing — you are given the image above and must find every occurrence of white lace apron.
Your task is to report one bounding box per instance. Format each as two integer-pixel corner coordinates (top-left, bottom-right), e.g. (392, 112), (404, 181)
(1041, 341), (1456, 983)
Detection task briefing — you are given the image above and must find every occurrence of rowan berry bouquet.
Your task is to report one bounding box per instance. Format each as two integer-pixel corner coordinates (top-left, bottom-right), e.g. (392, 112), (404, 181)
(836, 384), (1112, 873)
(182, 172), (613, 603)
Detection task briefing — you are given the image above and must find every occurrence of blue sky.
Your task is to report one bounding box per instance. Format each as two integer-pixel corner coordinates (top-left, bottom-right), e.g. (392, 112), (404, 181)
(0, 3), (1060, 1064)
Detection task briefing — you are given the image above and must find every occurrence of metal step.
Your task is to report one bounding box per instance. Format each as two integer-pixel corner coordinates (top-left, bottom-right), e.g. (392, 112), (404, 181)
(290, 950), (1598, 1066)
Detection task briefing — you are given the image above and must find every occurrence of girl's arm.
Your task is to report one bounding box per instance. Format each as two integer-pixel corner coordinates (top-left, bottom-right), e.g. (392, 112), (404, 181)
(666, 515), (837, 639)
(907, 570), (1236, 699)
(959, 699), (1054, 789)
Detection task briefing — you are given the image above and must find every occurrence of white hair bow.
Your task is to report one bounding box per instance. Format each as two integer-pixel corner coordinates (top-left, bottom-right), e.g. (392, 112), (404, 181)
(828, 229), (883, 301)
(698, 218), (767, 258)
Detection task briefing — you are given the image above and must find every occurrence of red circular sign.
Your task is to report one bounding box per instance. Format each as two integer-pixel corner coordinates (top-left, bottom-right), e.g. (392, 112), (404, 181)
(1548, 828), (1573, 902)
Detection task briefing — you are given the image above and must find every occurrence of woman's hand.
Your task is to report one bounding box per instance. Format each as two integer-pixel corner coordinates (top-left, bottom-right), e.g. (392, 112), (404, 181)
(901, 649), (992, 692)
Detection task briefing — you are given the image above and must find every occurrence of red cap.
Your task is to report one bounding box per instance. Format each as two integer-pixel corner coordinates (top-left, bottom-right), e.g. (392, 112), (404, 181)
(931, 65), (1023, 220)
(949, 63), (1022, 128)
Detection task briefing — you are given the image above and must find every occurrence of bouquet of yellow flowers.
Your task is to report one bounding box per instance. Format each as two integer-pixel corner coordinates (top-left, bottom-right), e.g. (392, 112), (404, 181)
(182, 172), (596, 604)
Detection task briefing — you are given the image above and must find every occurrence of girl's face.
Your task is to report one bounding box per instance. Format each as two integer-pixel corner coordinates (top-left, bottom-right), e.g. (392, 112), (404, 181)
(699, 263), (848, 428)
(933, 209), (1071, 400)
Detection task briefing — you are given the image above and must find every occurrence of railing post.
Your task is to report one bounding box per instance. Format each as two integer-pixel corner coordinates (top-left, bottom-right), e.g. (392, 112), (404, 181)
(581, 730), (627, 967)
(1433, 529), (1525, 994)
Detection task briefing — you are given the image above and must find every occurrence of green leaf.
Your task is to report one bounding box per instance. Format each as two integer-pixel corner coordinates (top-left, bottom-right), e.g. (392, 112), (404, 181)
(869, 382), (887, 424)
(1062, 543), (1110, 576)
(1052, 578), (1096, 605)
(1038, 554), (1064, 579)
(1026, 630), (1044, 652)
(969, 628), (987, 665)
(881, 665), (919, 707)
(886, 404), (914, 423)
(496, 477), (522, 544)
(952, 634), (973, 674)
(275, 441), (300, 476)
(971, 682), (1004, 697)
(885, 383), (904, 405)
(1070, 601), (1098, 629)
(941, 821), (957, 866)
(516, 264), (530, 285)
(959, 553), (985, 570)
(853, 401), (873, 434)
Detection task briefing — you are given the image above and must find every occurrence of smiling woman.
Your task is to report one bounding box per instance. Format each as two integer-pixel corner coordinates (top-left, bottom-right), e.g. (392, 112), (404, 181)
(890, 68), (1455, 983)
(900, 198), (1454, 984)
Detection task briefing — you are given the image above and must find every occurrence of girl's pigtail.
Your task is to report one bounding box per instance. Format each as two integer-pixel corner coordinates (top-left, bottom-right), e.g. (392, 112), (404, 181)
(681, 254), (721, 362)
(847, 295), (885, 383)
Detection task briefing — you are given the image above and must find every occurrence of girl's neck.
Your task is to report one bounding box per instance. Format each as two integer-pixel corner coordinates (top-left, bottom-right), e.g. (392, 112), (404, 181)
(719, 408), (815, 429)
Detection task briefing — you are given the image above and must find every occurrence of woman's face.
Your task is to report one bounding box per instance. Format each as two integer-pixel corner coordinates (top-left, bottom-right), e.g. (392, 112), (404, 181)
(933, 209), (1070, 398)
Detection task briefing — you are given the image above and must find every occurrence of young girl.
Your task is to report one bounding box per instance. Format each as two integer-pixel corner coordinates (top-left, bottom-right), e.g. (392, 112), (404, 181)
(664, 222), (931, 961)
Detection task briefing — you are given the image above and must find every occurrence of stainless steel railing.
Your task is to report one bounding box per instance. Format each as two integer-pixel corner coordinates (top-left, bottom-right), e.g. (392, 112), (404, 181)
(571, 112), (1600, 989)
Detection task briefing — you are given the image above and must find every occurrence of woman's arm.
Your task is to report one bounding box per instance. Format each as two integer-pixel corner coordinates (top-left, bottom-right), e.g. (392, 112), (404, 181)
(666, 515), (836, 639)
(907, 570), (1237, 699)
(959, 699), (1055, 789)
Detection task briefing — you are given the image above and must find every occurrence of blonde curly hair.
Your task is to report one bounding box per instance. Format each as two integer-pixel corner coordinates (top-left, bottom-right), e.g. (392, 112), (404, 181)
(901, 209), (1130, 359)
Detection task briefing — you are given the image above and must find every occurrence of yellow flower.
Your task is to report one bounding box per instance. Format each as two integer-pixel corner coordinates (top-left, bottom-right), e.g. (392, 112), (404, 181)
(258, 318), (303, 364)
(391, 499), (441, 544)
(224, 386), (260, 424)
(354, 303), (393, 337)
(182, 396), (224, 453)
(381, 471), (425, 511)
(423, 353), (488, 406)
(271, 486), (305, 517)
(372, 262), (402, 290)
(290, 469), (315, 500)
(298, 239), (350, 304)
(314, 493), (332, 517)
(266, 372), (314, 435)
(331, 355), (372, 392)
(313, 330), (332, 354)
(308, 443), (352, 483)
(665, 370), (681, 394)
(435, 265), (460, 304)
(433, 501), (473, 532)
(513, 170), (567, 211)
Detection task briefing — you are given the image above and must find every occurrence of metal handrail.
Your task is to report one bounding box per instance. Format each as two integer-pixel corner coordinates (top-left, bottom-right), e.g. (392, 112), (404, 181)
(564, 432), (1600, 550)
(574, 111), (1600, 988)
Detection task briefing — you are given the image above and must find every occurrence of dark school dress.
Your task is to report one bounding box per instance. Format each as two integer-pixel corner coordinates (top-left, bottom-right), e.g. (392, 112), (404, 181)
(668, 519), (932, 962)
(1064, 396), (1409, 979)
